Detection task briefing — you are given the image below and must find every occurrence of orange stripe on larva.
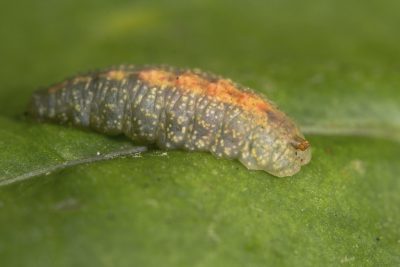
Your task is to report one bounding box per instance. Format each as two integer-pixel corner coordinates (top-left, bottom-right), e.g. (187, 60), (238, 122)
(138, 70), (271, 113)
(48, 82), (67, 93)
(47, 70), (128, 94)
(48, 76), (92, 93)
(99, 70), (129, 80)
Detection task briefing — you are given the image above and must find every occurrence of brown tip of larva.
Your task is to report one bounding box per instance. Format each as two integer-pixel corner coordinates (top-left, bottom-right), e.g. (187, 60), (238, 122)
(291, 136), (310, 151)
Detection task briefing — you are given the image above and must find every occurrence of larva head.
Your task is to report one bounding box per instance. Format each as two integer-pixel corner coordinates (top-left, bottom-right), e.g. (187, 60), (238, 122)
(239, 111), (311, 177)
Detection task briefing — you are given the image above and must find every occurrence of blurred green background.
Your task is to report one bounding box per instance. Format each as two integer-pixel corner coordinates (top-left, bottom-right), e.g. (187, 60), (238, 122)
(0, 0), (399, 266)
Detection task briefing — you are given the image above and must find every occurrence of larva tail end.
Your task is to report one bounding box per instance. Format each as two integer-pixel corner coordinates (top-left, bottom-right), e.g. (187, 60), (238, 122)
(26, 91), (49, 121)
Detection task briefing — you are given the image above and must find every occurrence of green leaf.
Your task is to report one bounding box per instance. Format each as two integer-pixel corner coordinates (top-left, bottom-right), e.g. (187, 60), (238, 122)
(0, 0), (399, 266)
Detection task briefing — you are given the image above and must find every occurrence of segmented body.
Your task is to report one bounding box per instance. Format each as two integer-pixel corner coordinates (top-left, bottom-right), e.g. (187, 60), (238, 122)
(28, 65), (311, 177)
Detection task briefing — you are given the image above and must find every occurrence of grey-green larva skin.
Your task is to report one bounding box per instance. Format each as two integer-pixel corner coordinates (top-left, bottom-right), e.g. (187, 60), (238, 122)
(28, 65), (311, 177)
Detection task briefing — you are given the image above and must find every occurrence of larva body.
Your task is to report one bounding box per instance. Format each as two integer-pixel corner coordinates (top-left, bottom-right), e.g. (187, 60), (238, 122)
(28, 65), (311, 177)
